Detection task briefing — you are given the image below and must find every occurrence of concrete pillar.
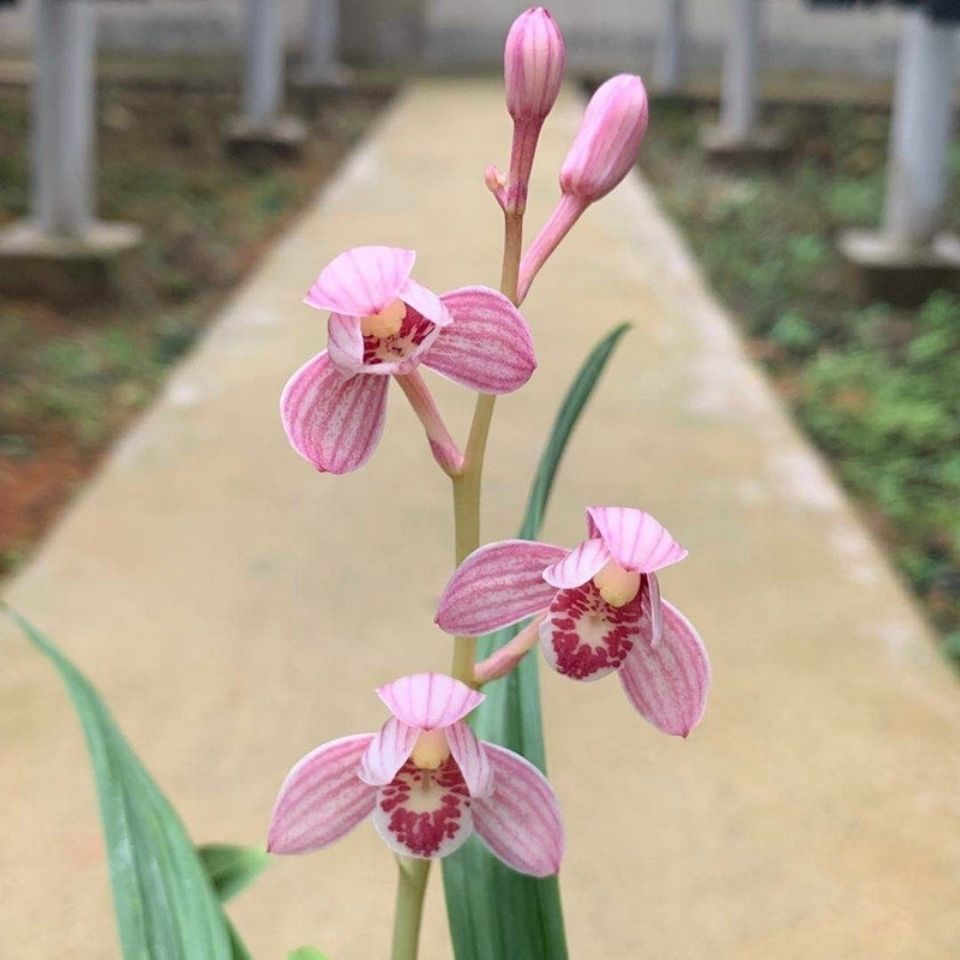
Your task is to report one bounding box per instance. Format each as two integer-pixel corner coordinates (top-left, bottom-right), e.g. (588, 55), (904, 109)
(654, 0), (688, 94)
(839, 10), (960, 305)
(33, 0), (94, 236)
(884, 10), (957, 247)
(226, 0), (308, 163)
(701, 0), (785, 164)
(293, 0), (352, 89)
(0, 0), (141, 303)
(243, 0), (284, 125)
(720, 0), (760, 139)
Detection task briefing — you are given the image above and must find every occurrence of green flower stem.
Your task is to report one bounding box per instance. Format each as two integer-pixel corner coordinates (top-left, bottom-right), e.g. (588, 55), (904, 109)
(451, 210), (524, 686)
(391, 856), (431, 960)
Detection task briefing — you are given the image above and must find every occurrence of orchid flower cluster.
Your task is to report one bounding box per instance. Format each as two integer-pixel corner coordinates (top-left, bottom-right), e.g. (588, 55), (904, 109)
(268, 8), (710, 957)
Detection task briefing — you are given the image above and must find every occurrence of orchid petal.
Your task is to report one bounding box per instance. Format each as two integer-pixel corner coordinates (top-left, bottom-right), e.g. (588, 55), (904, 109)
(472, 743), (564, 878)
(647, 572), (663, 648)
(327, 313), (364, 375)
(372, 758), (473, 860)
(304, 246), (415, 316)
(358, 716), (419, 786)
(435, 539), (567, 635)
(357, 309), (442, 377)
(586, 506), (688, 573)
(542, 537), (610, 589)
(539, 581), (643, 681)
(399, 277), (453, 328)
(619, 597), (710, 736)
(267, 734), (376, 854)
(376, 673), (484, 731)
(422, 286), (537, 394)
(446, 721), (494, 799)
(280, 351), (388, 474)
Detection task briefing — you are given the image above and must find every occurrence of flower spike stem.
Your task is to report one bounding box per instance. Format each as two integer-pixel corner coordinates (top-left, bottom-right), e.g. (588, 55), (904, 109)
(451, 208), (524, 685)
(391, 856), (430, 960)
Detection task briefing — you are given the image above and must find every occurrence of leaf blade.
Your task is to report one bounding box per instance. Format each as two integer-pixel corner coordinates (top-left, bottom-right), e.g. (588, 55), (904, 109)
(7, 607), (235, 960)
(442, 323), (631, 960)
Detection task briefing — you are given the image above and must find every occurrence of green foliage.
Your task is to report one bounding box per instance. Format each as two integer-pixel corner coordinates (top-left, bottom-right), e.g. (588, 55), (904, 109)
(287, 949), (330, 960)
(198, 844), (271, 903)
(6, 608), (243, 960)
(641, 97), (960, 651)
(443, 323), (630, 960)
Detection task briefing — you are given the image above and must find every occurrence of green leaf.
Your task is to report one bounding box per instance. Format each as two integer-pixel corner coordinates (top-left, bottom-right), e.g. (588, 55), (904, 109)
(6, 607), (235, 960)
(199, 844), (270, 903)
(287, 949), (330, 960)
(442, 323), (631, 960)
(229, 924), (255, 960)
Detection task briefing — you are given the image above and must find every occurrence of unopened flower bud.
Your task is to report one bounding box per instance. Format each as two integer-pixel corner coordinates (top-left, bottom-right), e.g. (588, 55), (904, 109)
(499, 8), (566, 216)
(516, 74), (649, 301)
(505, 7), (565, 123)
(560, 74), (649, 203)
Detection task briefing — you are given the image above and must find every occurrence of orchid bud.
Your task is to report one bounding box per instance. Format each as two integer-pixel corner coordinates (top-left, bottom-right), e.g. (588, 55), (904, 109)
(505, 7), (565, 123)
(560, 74), (649, 203)
(497, 7), (566, 216)
(517, 73), (649, 302)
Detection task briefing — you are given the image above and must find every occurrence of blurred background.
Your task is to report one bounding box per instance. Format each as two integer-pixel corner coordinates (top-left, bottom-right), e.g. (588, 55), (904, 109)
(2, 2), (960, 958)
(1, 0), (956, 660)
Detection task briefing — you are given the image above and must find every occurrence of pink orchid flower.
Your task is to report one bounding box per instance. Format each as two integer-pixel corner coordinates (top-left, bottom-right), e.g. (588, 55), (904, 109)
(282, 246), (536, 475)
(268, 672), (564, 877)
(436, 507), (710, 737)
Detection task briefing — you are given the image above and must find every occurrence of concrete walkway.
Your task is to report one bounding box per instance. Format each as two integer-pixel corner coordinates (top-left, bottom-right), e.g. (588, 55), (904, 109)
(3, 80), (960, 959)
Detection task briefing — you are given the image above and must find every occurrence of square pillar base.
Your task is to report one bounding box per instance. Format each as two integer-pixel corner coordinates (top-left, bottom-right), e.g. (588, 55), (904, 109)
(0, 220), (143, 304)
(701, 124), (789, 167)
(839, 229), (960, 307)
(290, 62), (353, 92)
(289, 64), (354, 115)
(224, 115), (309, 166)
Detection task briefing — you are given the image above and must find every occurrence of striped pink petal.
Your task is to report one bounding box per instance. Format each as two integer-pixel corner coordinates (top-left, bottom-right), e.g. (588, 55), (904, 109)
(267, 734), (377, 854)
(422, 287), (537, 394)
(376, 673), (484, 731)
(586, 506), (688, 573)
(446, 720), (494, 799)
(542, 537), (610, 588)
(280, 351), (389, 474)
(647, 571), (663, 648)
(400, 277), (453, 328)
(435, 539), (567, 636)
(471, 743), (564, 878)
(372, 756), (473, 860)
(327, 313), (364, 374)
(358, 716), (419, 786)
(618, 597), (710, 737)
(304, 246), (415, 316)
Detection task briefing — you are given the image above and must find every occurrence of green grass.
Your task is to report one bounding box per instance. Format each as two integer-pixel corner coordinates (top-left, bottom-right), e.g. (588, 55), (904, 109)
(640, 99), (960, 655)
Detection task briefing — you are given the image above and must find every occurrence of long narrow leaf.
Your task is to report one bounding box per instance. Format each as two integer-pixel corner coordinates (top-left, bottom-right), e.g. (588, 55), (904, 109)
(7, 608), (235, 960)
(442, 323), (631, 960)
